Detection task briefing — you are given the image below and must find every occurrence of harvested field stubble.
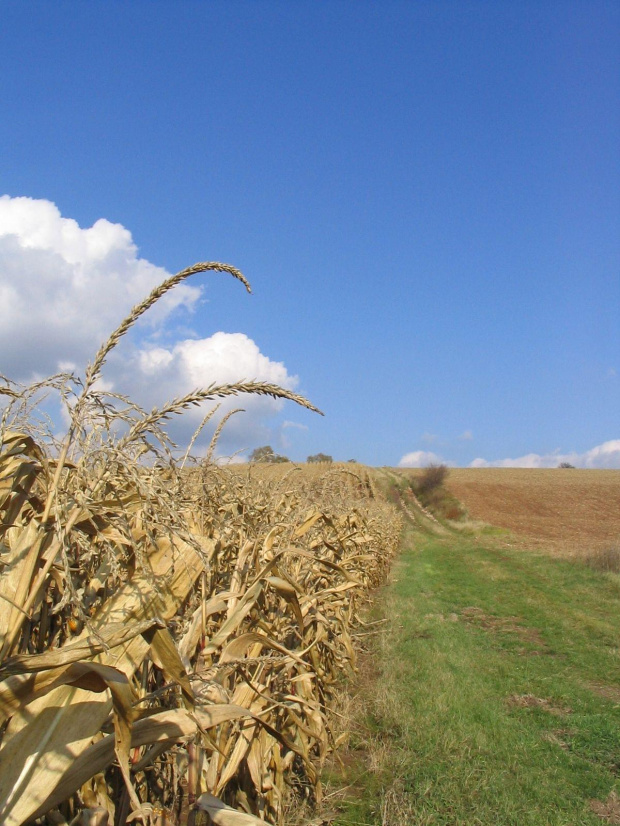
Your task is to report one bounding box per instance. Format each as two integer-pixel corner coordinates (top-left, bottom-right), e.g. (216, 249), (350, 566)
(444, 468), (620, 556)
(0, 264), (401, 826)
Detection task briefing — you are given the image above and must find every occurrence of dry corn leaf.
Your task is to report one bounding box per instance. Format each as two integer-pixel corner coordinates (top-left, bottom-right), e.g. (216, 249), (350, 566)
(0, 660), (133, 723)
(144, 625), (194, 705)
(194, 793), (265, 825)
(0, 619), (165, 678)
(292, 510), (323, 538)
(0, 535), (204, 826)
(28, 704), (257, 821)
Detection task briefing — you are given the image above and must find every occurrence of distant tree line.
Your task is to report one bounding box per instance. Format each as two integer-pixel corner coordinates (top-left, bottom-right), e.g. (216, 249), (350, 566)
(249, 446), (334, 464)
(248, 446), (290, 463)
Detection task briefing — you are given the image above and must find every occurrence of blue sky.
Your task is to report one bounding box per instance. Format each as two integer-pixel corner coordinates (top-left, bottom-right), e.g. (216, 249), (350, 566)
(1, 1), (618, 466)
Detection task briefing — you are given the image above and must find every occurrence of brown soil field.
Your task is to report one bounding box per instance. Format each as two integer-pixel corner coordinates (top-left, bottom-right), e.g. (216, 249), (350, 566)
(444, 468), (620, 556)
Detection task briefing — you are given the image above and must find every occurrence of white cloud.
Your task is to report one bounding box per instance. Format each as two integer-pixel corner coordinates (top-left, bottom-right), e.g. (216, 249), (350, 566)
(0, 195), (200, 379)
(459, 430), (474, 440)
(128, 332), (297, 419)
(282, 421), (309, 431)
(398, 450), (446, 468)
(399, 440), (620, 470)
(470, 440), (620, 469)
(0, 196), (303, 451)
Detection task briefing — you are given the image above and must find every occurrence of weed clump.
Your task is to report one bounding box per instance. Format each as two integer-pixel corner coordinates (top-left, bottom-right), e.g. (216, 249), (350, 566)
(408, 464), (466, 522)
(583, 544), (620, 573)
(417, 463), (449, 496)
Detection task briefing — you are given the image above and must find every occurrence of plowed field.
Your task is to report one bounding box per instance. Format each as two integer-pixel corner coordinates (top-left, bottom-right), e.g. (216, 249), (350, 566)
(445, 468), (620, 555)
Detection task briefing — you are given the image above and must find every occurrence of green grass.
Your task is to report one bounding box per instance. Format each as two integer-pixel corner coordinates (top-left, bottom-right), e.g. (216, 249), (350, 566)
(329, 524), (620, 826)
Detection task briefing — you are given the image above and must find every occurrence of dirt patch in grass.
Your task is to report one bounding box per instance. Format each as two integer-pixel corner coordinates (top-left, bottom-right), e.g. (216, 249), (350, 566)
(590, 790), (620, 824)
(585, 682), (620, 704)
(541, 729), (573, 750)
(460, 606), (548, 652)
(444, 468), (620, 557)
(507, 694), (572, 716)
(423, 612), (459, 623)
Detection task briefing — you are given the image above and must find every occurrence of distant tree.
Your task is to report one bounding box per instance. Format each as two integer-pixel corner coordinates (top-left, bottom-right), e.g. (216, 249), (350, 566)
(249, 445), (290, 463)
(307, 453), (333, 463)
(558, 462), (575, 469)
(347, 459), (357, 463)
(250, 446), (274, 462)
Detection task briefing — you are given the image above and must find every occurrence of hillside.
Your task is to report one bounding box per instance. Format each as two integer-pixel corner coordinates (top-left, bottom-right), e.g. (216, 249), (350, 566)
(444, 468), (620, 556)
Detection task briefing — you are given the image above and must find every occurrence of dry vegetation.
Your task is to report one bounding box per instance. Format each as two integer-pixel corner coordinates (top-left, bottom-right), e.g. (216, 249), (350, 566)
(444, 468), (620, 557)
(0, 264), (400, 826)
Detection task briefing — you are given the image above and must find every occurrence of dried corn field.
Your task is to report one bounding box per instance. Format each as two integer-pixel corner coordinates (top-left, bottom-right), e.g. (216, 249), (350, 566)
(0, 264), (400, 826)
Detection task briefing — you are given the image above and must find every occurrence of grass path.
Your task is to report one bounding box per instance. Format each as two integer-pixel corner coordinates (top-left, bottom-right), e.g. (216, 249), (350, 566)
(329, 504), (620, 825)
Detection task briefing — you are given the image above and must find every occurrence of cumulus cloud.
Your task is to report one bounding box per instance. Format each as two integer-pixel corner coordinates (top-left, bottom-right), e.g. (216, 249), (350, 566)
(126, 332), (298, 434)
(398, 450), (447, 468)
(0, 195), (201, 378)
(470, 440), (620, 469)
(135, 333), (294, 394)
(280, 420), (309, 450)
(459, 430), (474, 440)
(282, 421), (309, 431)
(0, 195), (302, 452)
(399, 440), (620, 470)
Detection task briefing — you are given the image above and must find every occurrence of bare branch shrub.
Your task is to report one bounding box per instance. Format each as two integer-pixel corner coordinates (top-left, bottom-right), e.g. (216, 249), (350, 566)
(416, 463), (449, 496)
